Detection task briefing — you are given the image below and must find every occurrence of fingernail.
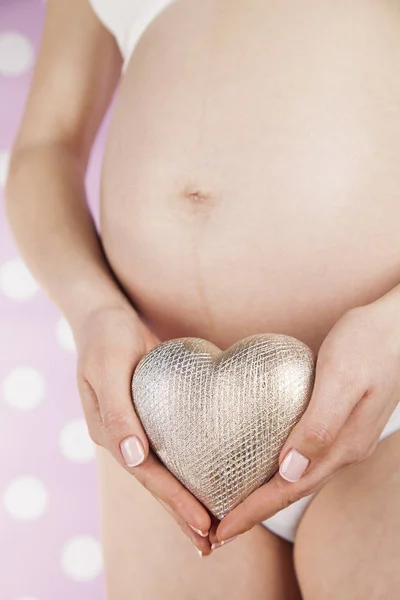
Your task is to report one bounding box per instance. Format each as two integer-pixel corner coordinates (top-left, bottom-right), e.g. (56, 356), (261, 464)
(196, 548), (203, 558)
(279, 449), (309, 482)
(188, 524), (209, 537)
(211, 535), (237, 551)
(120, 436), (145, 467)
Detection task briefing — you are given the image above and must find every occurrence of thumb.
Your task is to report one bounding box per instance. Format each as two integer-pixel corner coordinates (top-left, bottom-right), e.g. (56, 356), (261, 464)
(278, 355), (364, 483)
(96, 358), (150, 470)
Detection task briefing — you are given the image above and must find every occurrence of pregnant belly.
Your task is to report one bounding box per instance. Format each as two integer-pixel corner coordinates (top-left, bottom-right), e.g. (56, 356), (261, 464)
(100, 0), (400, 352)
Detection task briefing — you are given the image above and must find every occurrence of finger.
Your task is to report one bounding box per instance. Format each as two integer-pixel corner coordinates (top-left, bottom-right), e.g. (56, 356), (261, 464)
(205, 514), (220, 547)
(278, 351), (367, 482)
(134, 451), (212, 540)
(93, 354), (150, 469)
(207, 516), (238, 551)
(157, 497), (213, 557)
(77, 376), (106, 447)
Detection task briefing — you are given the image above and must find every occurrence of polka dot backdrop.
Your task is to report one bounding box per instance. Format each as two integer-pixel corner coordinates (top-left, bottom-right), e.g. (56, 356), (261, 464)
(0, 1), (110, 598)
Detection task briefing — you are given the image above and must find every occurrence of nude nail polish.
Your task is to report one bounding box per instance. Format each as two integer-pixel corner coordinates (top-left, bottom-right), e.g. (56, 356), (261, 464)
(120, 436), (145, 467)
(188, 524), (209, 537)
(211, 536), (237, 550)
(279, 449), (309, 482)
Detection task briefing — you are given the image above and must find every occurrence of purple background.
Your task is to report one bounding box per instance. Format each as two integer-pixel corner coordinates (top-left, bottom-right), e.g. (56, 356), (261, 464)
(0, 1), (109, 598)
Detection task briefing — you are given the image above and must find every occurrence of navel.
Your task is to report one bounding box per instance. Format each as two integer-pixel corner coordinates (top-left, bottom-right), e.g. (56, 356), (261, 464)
(181, 184), (213, 205)
(172, 182), (216, 223)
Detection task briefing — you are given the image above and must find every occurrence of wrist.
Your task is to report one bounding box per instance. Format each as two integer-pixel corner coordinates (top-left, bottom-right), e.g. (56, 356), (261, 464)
(59, 272), (136, 337)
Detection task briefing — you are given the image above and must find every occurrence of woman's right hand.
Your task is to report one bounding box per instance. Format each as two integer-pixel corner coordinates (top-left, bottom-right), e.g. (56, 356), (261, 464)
(75, 303), (212, 555)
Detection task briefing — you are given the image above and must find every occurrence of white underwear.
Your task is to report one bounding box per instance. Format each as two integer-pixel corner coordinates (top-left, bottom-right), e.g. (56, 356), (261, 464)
(89, 0), (174, 71)
(261, 401), (400, 542)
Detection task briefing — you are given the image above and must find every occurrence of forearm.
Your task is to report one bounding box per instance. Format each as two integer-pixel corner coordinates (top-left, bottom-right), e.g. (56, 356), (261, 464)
(5, 142), (133, 333)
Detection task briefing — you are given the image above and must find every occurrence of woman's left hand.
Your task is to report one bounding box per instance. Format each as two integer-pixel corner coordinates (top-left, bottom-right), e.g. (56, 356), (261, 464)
(215, 288), (400, 544)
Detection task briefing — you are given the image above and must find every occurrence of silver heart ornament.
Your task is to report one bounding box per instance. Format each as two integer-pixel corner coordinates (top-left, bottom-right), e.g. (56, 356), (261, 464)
(132, 333), (315, 519)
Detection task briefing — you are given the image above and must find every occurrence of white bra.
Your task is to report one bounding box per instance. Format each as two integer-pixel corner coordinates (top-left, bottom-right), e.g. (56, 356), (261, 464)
(89, 0), (174, 70)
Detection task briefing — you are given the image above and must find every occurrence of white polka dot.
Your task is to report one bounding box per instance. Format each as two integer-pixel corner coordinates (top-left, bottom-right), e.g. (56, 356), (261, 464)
(55, 318), (76, 352)
(0, 258), (39, 300)
(2, 366), (46, 410)
(0, 32), (34, 76)
(3, 476), (48, 521)
(0, 150), (10, 189)
(61, 535), (103, 581)
(59, 419), (95, 463)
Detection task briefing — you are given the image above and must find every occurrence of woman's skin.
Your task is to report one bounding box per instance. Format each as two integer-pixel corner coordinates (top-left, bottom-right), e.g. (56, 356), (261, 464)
(5, 0), (400, 598)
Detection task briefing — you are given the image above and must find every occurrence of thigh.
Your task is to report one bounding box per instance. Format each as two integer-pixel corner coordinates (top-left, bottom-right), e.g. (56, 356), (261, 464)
(294, 431), (400, 600)
(97, 446), (301, 600)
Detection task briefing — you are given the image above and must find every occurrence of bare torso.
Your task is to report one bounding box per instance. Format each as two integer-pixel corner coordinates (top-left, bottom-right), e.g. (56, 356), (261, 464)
(100, 0), (400, 352)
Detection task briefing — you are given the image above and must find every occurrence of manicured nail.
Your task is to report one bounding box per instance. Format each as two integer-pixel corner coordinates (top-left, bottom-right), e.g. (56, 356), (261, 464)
(279, 449), (309, 482)
(211, 536), (237, 551)
(120, 436), (145, 467)
(188, 524), (209, 537)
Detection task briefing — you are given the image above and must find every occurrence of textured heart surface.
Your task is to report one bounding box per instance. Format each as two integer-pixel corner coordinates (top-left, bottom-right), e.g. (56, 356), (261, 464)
(132, 334), (315, 519)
